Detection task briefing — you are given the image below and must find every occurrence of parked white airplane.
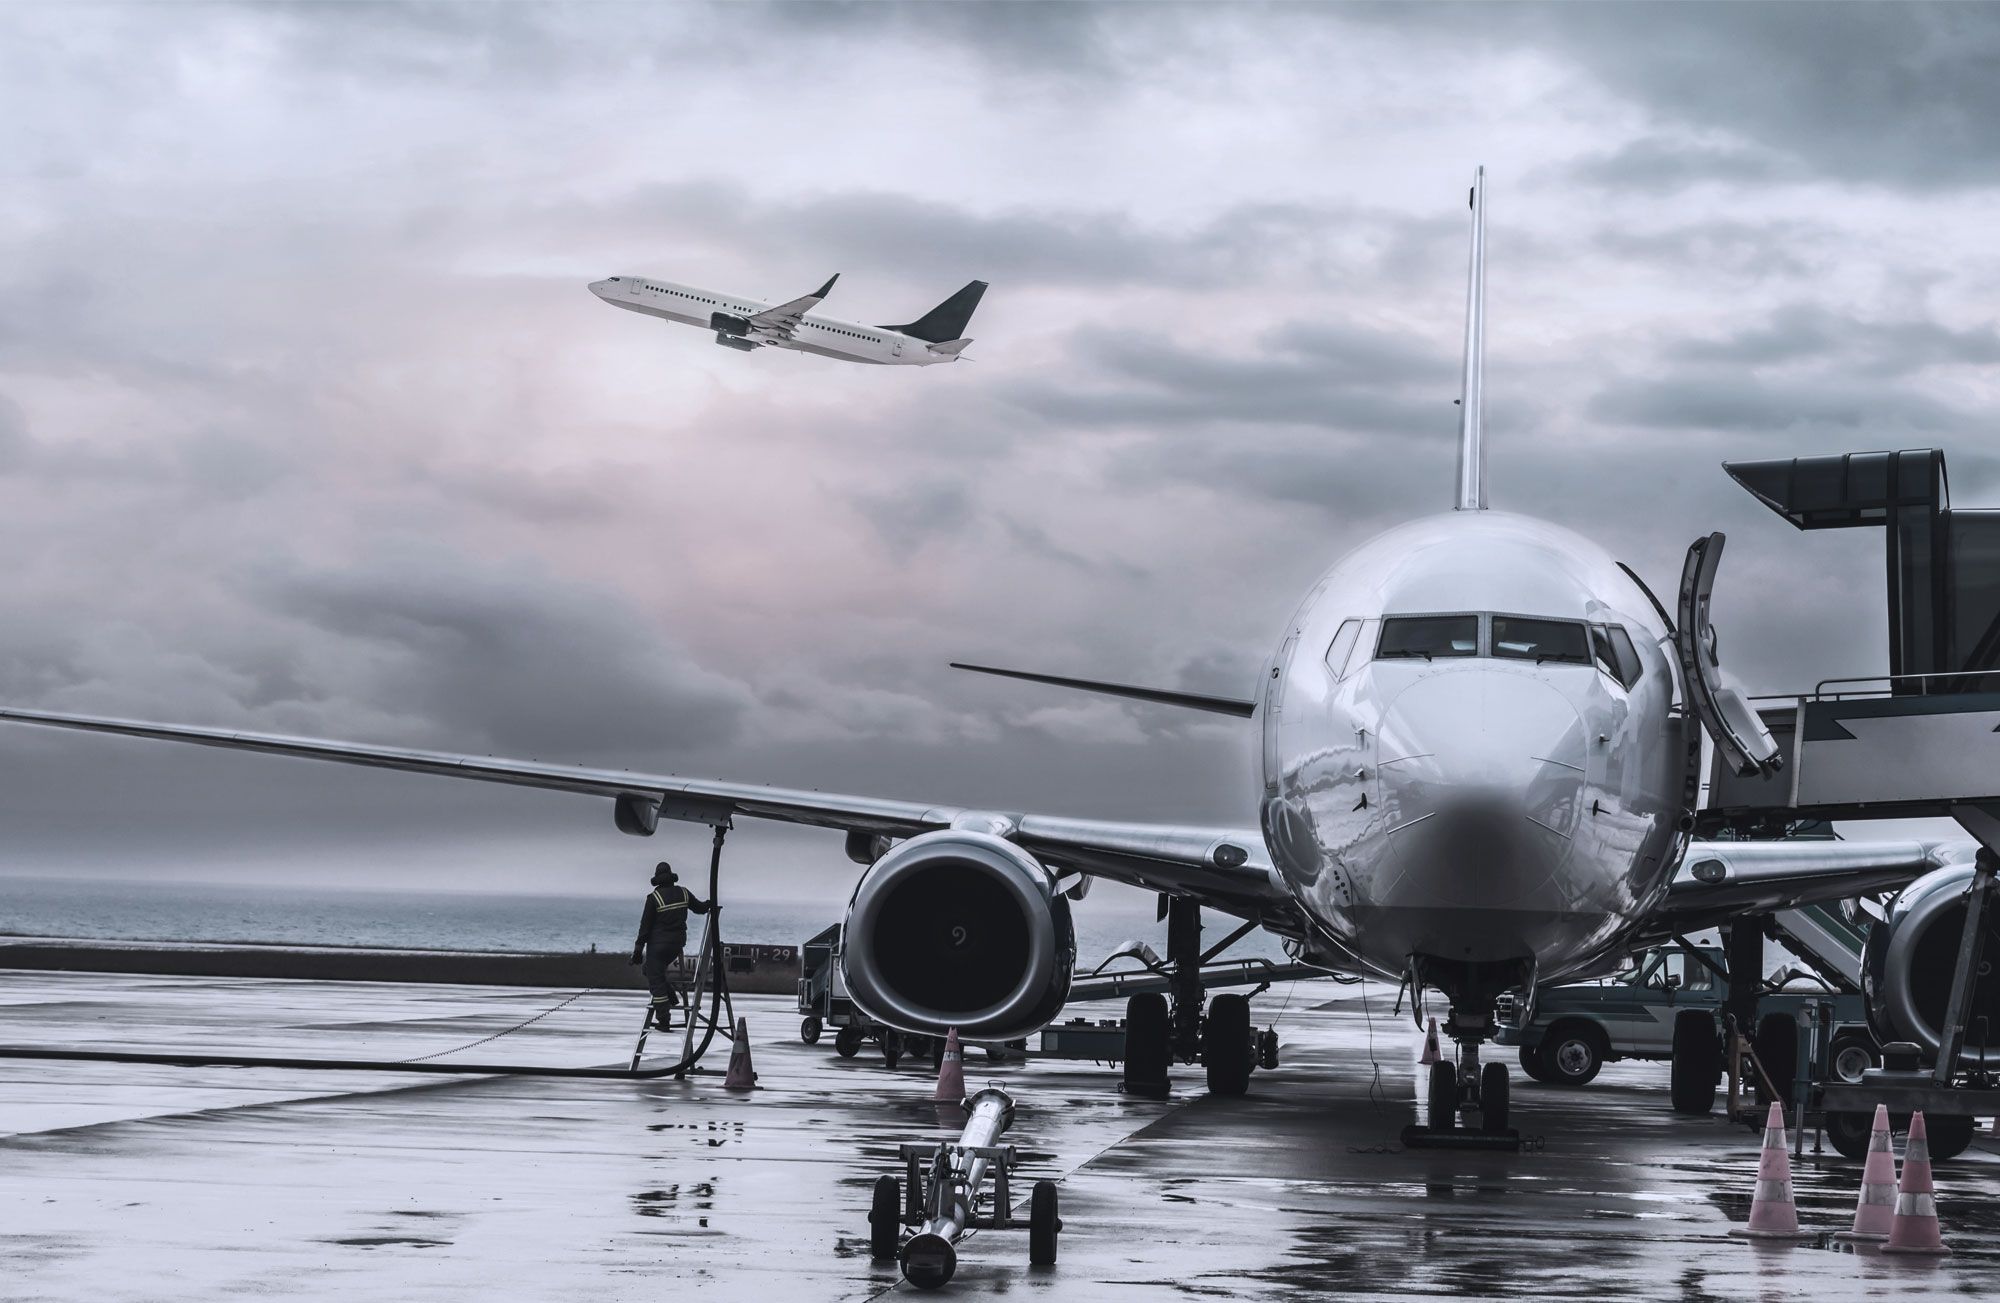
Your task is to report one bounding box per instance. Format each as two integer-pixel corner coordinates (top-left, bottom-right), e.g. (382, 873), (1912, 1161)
(0, 171), (1975, 1133)
(589, 272), (986, 365)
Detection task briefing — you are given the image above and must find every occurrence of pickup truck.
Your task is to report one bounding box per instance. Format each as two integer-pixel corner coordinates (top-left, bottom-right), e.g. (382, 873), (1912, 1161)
(1495, 944), (1876, 1087)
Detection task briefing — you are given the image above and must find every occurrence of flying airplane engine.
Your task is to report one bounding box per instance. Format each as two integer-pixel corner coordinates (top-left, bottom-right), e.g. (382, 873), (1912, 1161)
(840, 830), (1076, 1041)
(1863, 859), (2000, 1067)
(710, 312), (752, 336)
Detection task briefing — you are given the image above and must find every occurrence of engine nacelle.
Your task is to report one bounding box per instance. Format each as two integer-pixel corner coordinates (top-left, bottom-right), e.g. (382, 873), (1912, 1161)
(1863, 860), (2000, 1066)
(839, 830), (1075, 1041)
(710, 312), (751, 336)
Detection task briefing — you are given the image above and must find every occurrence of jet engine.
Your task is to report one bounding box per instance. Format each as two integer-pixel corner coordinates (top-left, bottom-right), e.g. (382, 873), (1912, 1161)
(839, 830), (1076, 1041)
(710, 312), (752, 336)
(1863, 860), (2000, 1066)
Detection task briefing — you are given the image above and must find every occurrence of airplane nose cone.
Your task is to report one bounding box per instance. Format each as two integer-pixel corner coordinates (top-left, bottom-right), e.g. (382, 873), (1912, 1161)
(1374, 669), (1587, 909)
(587, 279), (613, 298)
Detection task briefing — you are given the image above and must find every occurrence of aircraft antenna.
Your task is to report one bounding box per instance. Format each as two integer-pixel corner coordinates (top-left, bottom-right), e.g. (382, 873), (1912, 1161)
(1454, 166), (1487, 511)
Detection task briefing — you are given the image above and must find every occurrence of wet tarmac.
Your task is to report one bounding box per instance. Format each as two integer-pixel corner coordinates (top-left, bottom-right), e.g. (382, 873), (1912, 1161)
(3, 970), (1997, 1300)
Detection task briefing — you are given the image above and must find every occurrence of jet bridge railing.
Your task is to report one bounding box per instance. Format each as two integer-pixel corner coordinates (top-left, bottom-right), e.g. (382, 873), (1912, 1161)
(1697, 672), (2000, 832)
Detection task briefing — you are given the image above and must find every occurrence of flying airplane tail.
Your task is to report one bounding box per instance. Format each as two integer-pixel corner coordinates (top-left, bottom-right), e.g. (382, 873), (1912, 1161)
(888, 280), (988, 343)
(928, 338), (973, 356)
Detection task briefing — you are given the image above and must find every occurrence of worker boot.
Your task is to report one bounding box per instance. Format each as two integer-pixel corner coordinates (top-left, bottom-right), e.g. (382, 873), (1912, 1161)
(651, 1003), (674, 1032)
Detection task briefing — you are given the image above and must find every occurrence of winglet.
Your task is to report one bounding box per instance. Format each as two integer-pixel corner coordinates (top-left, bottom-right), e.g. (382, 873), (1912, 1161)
(813, 273), (839, 299)
(1454, 166), (1487, 512)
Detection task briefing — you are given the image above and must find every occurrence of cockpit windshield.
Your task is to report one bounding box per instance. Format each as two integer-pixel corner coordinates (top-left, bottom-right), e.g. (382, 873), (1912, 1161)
(1492, 616), (1590, 665)
(1377, 615), (1479, 660)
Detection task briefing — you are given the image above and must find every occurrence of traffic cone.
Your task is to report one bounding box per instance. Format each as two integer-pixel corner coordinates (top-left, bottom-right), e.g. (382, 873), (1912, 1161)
(723, 1016), (757, 1091)
(1834, 1104), (1897, 1241)
(1729, 1102), (1814, 1240)
(1419, 1017), (1441, 1066)
(933, 1027), (966, 1104)
(1882, 1111), (1951, 1256)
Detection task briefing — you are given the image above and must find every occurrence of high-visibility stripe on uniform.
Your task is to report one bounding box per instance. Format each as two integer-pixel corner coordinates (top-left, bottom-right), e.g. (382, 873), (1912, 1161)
(651, 889), (688, 912)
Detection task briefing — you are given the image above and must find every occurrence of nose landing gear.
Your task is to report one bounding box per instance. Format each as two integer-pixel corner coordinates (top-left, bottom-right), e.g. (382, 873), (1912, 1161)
(1407, 1008), (1524, 1151)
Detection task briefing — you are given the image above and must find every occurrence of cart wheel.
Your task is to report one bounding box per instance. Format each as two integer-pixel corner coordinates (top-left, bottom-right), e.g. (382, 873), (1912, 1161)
(1823, 1110), (1872, 1161)
(1028, 1180), (1061, 1266)
(882, 1029), (903, 1069)
(868, 1174), (901, 1261)
(801, 1015), (823, 1045)
(835, 1027), (863, 1059)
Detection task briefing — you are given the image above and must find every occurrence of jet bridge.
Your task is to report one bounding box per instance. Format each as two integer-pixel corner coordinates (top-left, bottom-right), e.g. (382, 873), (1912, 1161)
(1682, 448), (2000, 835)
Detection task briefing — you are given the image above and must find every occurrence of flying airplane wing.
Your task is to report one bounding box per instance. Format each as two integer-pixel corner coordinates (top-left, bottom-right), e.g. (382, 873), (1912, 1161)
(1632, 836), (1964, 942)
(0, 706), (1306, 932)
(746, 274), (837, 341)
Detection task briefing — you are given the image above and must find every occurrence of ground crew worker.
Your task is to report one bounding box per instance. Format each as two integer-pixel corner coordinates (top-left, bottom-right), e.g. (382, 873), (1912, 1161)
(630, 861), (711, 1030)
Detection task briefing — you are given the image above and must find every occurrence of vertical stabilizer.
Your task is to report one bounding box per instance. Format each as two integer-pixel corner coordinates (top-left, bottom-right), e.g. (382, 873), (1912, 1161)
(1454, 167), (1487, 511)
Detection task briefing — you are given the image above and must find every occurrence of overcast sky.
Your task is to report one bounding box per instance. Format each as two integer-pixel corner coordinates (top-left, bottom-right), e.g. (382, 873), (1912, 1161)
(1, 2), (1996, 909)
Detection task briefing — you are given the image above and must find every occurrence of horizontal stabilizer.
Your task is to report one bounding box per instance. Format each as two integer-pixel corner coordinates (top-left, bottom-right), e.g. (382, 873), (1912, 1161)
(928, 338), (972, 356)
(949, 662), (1256, 718)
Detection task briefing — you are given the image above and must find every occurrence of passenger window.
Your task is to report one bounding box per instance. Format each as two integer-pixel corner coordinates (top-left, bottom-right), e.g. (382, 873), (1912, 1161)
(1378, 615), (1478, 661)
(1493, 616), (1590, 665)
(1325, 619), (1361, 679)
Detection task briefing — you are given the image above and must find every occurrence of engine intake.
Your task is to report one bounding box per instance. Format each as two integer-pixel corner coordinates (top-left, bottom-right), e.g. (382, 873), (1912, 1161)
(1864, 860), (2000, 1067)
(710, 312), (751, 336)
(840, 830), (1075, 1041)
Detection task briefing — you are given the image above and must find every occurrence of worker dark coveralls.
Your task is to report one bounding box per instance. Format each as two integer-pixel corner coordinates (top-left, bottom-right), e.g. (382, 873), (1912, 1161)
(631, 862), (710, 1030)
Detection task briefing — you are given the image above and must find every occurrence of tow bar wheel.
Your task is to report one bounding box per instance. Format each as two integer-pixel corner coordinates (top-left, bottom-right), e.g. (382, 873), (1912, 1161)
(1028, 1180), (1061, 1266)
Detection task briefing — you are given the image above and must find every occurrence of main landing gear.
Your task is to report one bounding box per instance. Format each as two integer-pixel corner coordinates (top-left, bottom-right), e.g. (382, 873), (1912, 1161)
(1120, 898), (1279, 1098)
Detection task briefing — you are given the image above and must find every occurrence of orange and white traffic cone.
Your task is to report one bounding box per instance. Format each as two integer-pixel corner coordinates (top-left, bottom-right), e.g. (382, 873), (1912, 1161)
(723, 1016), (757, 1091)
(1834, 1104), (1898, 1241)
(933, 1027), (966, 1104)
(1419, 1017), (1441, 1066)
(1882, 1111), (1951, 1256)
(1729, 1102), (1814, 1241)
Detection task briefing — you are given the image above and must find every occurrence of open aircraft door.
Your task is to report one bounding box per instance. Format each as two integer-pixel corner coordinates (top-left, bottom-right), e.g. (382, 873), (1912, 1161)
(1676, 532), (1785, 779)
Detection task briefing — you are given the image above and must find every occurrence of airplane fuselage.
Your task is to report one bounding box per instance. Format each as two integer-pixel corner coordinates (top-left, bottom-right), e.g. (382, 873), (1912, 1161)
(589, 277), (957, 366)
(1259, 510), (1691, 997)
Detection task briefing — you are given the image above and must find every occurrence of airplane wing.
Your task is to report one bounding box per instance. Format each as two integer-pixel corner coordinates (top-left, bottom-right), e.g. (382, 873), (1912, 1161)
(1634, 836), (1966, 941)
(0, 706), (1306, 933)
(746, 274), (837, 341)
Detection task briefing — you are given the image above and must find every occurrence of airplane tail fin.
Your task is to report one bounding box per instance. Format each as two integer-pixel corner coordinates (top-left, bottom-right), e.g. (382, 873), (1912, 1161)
(887, 280), (988, 343)
(1454, 167), (1487, 511)
(928, 338), (973, 357)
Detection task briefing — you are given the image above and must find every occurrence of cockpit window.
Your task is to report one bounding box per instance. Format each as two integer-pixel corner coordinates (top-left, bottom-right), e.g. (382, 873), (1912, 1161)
(1593, 624), (1643, 688)
(1325, 619), (1362, 679)
(1377, 615), (1478, 661)
(1492, 616), (1590, 665)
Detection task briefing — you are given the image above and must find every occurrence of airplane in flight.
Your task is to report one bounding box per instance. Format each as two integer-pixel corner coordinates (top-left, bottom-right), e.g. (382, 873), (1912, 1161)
(588, 271), (986, 366)
(1, 171), (1974, 1135)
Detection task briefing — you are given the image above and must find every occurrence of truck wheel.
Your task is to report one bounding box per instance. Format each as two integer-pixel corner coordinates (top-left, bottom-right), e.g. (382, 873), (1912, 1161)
(881, 1029), (903, 1069)
(835, 1027), (863, 1059)
(1823, 1111), (1873, 1161)
(1927, 1114), (1977, 1161)
(1829, 1033), (1877, 1085)
(868, 1174), (901, 1260)
(1427, 1060), (1458, 1130)
(801, 1015), (822, 1045)
(1123, 993), (1171, 1095)
(1480, 1061), (1510, 1133)
(1028, 1180), (1062, 1266)
(1202, 994), (1252, 1097)
(1753, 1012), (1797, 1105)
(1670, 1010), (1720, 1114)
(1519, 1044), (1553, 1084)
(1542, 1023), (1603, 1086)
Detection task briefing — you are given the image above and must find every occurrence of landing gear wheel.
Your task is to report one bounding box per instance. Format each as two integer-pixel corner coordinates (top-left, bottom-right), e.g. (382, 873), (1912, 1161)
(835, 1027), (863, 1059)
(868, 1174), (901, 1260)
(1480, 1061), (1510, 1133)
(1028, 1180), (1062, 1266)
(1753, 1012), (1796, 1105)
(1824, 1110), (1873, 1161)
(1542, 1024), (1603, 1086)
(801, 1015), (823, 1045)
(1670, 1010), (1720, 1115)
(1518, 1044), (1553, 1083)
(1202, 993), (1252, 1097)
(1122, 993), (1171, 1095)
(1426, 1059), (1458, 1131)
(1927, 1114), (1977, 1161)
(881, 1029), (904, 1069)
